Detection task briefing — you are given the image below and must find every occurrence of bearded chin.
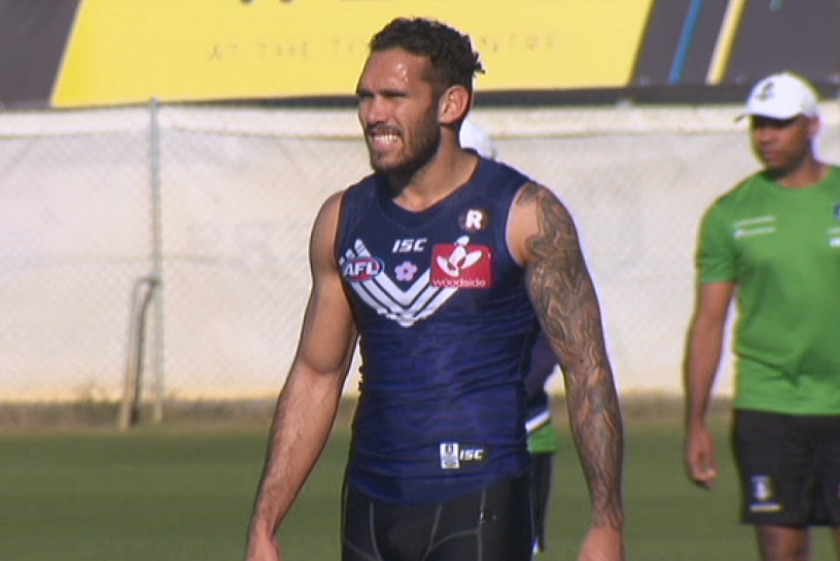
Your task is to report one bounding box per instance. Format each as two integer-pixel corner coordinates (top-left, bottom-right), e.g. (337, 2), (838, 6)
(371, 127), (440, 178)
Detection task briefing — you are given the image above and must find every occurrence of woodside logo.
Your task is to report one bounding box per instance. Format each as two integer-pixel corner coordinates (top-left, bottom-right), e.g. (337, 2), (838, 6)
(430, 236), (492, 289)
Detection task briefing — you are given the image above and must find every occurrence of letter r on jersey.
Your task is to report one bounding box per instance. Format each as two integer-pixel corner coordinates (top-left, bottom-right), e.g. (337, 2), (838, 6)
(465, 210), (484, 230)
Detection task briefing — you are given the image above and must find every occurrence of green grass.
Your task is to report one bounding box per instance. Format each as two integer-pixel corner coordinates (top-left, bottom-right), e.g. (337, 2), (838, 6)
(0, 427), (267, 561)
(0, 405), (837, 561)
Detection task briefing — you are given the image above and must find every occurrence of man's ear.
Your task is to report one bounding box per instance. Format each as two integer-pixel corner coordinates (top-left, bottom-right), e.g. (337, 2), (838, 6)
(438, 85), (471, 125)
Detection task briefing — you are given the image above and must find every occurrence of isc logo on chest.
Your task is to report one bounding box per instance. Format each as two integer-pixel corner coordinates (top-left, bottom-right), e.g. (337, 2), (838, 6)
(392, 238), (428, 253)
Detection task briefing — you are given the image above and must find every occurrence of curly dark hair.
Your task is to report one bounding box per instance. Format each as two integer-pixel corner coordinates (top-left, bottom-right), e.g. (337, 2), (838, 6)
(369, 17), (484, 94)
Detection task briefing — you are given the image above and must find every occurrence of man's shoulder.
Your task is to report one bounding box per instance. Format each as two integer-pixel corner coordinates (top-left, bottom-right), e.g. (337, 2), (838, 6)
(345, 172), (379, 193)
(484, 158), (531, 185)
(339, 173), (381, 208)
(474, 159), (536, 214)
(708, 172), (768, 211)
(826, 164), (840, 187)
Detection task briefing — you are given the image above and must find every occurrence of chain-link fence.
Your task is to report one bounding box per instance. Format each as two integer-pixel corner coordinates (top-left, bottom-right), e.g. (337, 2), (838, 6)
(2, 102), (837, 406)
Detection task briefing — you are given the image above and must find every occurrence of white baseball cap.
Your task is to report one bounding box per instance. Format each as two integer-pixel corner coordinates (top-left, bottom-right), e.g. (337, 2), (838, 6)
(460, 117), (497, 159)
(740, 72), (819, 120)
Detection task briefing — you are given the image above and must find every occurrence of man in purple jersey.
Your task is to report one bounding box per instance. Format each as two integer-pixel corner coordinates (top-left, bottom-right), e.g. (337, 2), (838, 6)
(245, 17), (625, 561)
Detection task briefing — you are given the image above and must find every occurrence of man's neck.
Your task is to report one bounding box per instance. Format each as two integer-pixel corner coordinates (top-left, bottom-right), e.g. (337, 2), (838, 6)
(770, 158), (826, 189)
(390, 150), (479, 212)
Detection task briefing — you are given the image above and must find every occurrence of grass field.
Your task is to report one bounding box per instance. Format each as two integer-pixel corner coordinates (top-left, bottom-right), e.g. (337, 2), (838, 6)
(0, 398), (836, 561)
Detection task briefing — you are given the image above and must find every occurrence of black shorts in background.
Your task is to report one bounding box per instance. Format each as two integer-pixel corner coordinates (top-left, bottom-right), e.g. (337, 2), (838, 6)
(731, 409), (840, 526)
(341, 475), (534, 561)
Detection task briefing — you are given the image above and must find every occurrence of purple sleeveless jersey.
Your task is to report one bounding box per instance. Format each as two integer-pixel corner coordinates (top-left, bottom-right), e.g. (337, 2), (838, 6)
(336, 159), (539, 504)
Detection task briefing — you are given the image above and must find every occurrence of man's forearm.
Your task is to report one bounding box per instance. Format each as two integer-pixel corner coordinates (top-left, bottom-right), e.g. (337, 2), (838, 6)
(683, 322), (724, 427)
(566, 364), (625, 529)
(249, 367), (344, 538)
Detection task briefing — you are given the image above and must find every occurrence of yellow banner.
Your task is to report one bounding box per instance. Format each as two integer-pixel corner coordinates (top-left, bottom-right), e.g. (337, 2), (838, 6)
(54, 0), (653, 107)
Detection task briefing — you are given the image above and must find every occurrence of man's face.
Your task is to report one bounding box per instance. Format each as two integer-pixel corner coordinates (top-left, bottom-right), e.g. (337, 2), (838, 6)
(750, 114), (814, 173)
(356, 48), (441, 176)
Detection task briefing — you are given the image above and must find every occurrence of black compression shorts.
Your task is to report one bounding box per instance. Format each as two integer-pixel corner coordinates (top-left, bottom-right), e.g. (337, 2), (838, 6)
(341, 475), (534, 561)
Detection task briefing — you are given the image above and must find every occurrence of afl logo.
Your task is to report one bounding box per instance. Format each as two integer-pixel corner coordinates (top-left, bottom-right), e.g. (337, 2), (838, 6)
(343, 257), (384, 282)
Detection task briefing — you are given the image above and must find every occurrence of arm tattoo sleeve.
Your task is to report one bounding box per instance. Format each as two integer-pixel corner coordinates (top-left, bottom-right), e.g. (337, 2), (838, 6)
(518, 183), (625, 529)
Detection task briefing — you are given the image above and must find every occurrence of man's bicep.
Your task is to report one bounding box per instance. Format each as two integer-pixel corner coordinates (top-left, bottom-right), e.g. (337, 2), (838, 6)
(696, 206), (736, 284)
(512, 184), (607, 364)
(693, 281), (734, 328)
(294, 194), (358, 377)
(295, 276), (357, 377)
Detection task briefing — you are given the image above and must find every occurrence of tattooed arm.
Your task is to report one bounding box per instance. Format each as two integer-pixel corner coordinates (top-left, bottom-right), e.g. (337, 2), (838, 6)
(509, 183), (626, 561)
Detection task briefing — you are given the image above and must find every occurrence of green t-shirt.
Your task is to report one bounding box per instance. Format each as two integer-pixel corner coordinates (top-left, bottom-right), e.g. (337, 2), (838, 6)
(697, 165), (840, 414)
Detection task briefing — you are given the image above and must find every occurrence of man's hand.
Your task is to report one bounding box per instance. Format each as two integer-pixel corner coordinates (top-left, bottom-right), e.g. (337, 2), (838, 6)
(577, 526), (625, 561)
(685, 422), (718, 490)
(244, 526), (282, 561)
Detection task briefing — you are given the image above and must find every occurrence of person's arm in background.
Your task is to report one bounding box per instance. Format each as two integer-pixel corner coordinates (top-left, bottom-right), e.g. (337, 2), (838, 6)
(683, 281), (733, 490)
(245, 192), (358, 561)
(525, 332), (557, 402)
(509, 183), (625, 561)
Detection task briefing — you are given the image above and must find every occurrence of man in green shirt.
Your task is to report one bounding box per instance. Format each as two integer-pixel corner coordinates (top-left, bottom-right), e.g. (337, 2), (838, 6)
(684, 71), (840, 561)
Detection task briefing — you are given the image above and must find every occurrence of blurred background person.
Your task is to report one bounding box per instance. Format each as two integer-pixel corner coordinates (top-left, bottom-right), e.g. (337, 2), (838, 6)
(684, 71), (840, 561)
(524, 331), (562, 556)
(459, 116), (497, 160)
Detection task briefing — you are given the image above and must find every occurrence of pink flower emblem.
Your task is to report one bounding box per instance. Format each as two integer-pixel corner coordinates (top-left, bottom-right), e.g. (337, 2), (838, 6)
(395, 261), (418, 282)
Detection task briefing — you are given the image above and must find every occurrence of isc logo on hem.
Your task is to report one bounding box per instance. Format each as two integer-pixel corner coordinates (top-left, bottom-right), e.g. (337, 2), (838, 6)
(439, 442), (487, 469)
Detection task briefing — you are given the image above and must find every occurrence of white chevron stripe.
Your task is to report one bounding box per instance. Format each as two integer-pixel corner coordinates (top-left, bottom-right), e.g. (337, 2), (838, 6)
(342, 239), (459, 328)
